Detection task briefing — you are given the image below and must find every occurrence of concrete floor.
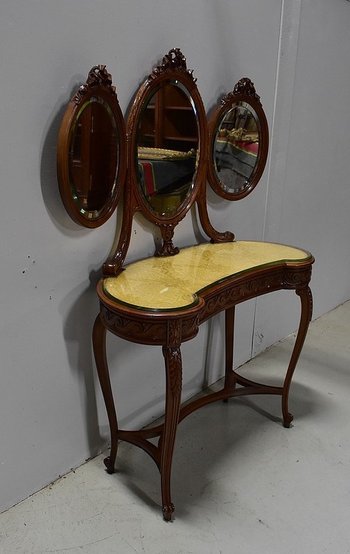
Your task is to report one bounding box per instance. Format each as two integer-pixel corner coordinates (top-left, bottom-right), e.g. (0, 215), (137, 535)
(1, 301), (350, 553)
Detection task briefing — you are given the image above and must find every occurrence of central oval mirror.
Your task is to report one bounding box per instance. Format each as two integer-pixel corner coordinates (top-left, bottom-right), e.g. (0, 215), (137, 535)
(136, 80), (199, 218)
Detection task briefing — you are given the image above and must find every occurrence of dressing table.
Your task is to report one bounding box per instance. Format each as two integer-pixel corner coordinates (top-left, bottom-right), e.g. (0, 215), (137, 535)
(57, 50), (314, 521)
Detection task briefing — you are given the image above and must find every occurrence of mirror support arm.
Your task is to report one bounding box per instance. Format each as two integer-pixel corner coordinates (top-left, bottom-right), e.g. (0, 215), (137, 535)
(196, 194), (235, 243)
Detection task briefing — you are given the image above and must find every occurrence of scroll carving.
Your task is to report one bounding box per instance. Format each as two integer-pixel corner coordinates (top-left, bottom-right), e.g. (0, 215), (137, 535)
(156, 225), (180, 257)
(234, 77), (260, 100)
(181, 315), (200, 341)
(282, 267), (312, 289)
(151, 48), (197, 83)
(73, 65), (116, 104)
(101, 307), (167, 343)
(221, 77), (260, 106)
(200, 269), (312, 322)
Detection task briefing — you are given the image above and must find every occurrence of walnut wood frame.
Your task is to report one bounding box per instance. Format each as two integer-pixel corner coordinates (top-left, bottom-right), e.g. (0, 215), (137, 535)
(103, 48), (233, 275)
(94, 259), (313, 521)
(208, 77), (269, 200)
(56, 50), (314, 521)
(57, 65), (127, 228)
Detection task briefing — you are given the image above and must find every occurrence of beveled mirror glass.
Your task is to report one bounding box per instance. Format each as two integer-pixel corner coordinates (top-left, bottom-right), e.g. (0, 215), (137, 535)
(69, 97), (118, 214)
(57, 66), (126, 228)
(136, 80), (199, 218)
(208, 78), (268, 201)
(214, 102), (259, 194)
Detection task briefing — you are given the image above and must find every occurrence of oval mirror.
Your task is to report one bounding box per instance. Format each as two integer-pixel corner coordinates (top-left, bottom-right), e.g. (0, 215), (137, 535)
(57, 66), (126, 228)
(208, 78), (268, 201)
(136, 80), (199, 218)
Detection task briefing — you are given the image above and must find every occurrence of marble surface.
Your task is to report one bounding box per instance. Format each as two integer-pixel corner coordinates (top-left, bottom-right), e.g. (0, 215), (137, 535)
(103, 241), (311, 310)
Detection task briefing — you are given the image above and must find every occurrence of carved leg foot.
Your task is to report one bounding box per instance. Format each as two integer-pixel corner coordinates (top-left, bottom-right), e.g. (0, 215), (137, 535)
(282, 411), (293, 429)
(162, 503), (175, 522)
(282, 286), (313, 427)
(160, 344), (182, 521)
(104, 456), (115, 474)
(93, 314), (119, 473)
(103, 448), (118, 474)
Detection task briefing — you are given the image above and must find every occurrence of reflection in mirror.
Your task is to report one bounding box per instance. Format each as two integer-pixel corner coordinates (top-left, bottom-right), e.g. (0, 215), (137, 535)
(136, 80), (198, 217)
(69, 97), (118, 216)
(58, 65), (126, 228)
(214, 101), (259, 194)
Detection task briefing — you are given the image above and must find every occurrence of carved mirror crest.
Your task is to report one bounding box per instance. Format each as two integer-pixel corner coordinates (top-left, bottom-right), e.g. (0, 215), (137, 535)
(208, 78), (268, 201)
(57, 65), (126, 227)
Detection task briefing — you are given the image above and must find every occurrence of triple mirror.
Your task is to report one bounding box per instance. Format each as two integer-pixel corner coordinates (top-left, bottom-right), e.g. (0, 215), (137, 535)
(57, 51), (268, 244)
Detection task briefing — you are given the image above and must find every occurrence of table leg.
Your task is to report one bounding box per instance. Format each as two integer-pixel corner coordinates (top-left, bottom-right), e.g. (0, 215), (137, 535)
(160, 345), (183, 521)
(93, 313), (119, 473)
(282, 286), (313, 427)
(224, 306), (236, 398)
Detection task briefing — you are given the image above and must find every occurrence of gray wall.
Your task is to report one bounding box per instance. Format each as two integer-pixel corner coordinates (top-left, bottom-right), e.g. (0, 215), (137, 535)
(1, 0), (349, 512)
(254, 0), (350, 352)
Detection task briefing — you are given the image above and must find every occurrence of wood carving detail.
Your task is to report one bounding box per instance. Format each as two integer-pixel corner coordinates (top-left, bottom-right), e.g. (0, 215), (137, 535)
(181, 315), (200, 341)
(296, 285), (313, 320)
(163, 346), (182, 395)
(103, 228), (132, 275)
(201, 272), (288, 321)
(167, 320), (182, 347)
(151, 48), (197, 83)
(283, 268), (312, 289)
(102, 304), (199, 344)
(162, 503), (175, 520)
(233, 77), (260, 101)
(156, 224), (179, 257)
(221, 77), (260, 106)
(73, 65), (116, 104)
(200, 267), (312, 322)
(101, 306), (167, 343)
(210, 230), (235, 243)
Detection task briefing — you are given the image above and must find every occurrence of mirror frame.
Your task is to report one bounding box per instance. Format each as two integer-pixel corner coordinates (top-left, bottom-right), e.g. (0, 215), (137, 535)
(57, 65), (126, 228)
(126, 48), (208, 256)
(208, 78), (268, 201)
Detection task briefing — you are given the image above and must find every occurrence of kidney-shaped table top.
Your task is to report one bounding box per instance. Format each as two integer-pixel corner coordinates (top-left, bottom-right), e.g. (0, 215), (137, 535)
(101, 241), (313, 312)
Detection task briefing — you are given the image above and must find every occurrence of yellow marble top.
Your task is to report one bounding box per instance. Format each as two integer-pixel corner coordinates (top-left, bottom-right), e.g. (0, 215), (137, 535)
(103, 241), (312, 311)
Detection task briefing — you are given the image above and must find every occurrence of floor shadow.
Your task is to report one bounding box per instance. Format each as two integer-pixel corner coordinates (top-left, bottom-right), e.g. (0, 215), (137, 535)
(59, 268), (106, 458)
(40, 77), (111, 458)
(102, 378), (323, 517)
(40, 74), (89, 235)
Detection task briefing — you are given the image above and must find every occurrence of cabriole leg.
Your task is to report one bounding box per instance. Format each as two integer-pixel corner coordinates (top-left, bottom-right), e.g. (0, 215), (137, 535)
(282, 286), (313, 427)
(93, 313), (119, 473)
(224, 306), (236, 399)
(160, 345), (183, 521)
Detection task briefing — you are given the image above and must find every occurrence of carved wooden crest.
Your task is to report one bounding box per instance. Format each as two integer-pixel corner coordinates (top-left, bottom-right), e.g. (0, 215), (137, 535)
(233, 77), (260, 100)
(151, 48), (197, 83)
(73, 65), (116, 104)
(221, 77), (260, 106)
